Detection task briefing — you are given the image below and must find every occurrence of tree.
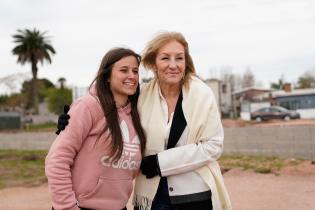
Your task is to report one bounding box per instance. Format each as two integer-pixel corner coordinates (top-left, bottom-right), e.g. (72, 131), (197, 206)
(297, 72), (315, 89)
(271, 79), (284, 90)
(270, 74), (286, 90)
(12, 28), (56, 114)
(47, 88), (72, 114)
(21, 78), (55, 109)
(58, 77), (66, 89)
(5, 93), (25, 110)
(241, 66), (255, 88)
(219, 66), (242, 91)
(0, 93), (25, 111)
(47, 77), (72, 114)
(0, 95), (9, 109)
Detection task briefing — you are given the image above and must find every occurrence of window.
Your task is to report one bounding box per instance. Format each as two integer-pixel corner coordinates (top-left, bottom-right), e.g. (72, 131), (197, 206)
(279, 101), (290, 110)
(222, 84), (227, 94)
(269, 108), (280, 113)
(291, 100), (301, 110)
(258, 108), (269, 112)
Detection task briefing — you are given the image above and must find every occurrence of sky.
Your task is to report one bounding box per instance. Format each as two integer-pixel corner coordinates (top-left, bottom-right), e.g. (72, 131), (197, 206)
(1, 0), (315, 88)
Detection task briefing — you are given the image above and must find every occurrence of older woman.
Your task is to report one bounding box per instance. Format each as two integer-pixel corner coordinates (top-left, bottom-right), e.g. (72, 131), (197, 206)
(133, 32), (231, 210)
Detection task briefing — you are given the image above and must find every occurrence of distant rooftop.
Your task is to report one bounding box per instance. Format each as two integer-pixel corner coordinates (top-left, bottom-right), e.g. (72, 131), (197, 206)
(273, 88), (315, 98)
(253, 87), (315, 100)
(232, 87), (270, 95)
(204, 78), (221, 82)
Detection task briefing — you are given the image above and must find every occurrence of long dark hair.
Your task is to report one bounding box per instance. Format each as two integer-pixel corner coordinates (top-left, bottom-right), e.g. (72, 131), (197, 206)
(90, 48), (146, 161)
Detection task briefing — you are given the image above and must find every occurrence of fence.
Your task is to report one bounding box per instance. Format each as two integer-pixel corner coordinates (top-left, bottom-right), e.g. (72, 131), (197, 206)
(224, 125), (315, 160)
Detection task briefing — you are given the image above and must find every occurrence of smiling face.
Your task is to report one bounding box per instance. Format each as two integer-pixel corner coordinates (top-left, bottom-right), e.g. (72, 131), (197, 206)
(154, 40), (186, 87)
(109, 55), (139, 104)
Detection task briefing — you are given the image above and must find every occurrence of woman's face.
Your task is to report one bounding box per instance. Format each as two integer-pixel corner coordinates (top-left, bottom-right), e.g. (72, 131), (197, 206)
(109, 55), (139, 100)
(154, 41), (185, 86)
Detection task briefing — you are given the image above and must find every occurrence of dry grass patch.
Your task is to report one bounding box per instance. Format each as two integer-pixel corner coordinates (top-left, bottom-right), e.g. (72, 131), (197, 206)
(219, 155), (303, 174)
(0, 150), (307, 189)
(0, 150), (47, 189)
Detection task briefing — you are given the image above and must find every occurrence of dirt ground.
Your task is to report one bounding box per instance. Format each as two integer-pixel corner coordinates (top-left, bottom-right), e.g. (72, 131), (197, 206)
(222, 118), (315, 128)
(1, 119), (314, 210)
(1, 161), (314, 210)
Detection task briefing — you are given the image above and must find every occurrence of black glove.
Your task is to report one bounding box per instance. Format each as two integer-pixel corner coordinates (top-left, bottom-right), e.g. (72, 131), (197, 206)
(55, 105), (70, 135)
(140, 154), (161, 179)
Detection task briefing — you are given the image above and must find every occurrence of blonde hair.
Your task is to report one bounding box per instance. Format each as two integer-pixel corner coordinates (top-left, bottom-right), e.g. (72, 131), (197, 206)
(142, 31), (196, 84)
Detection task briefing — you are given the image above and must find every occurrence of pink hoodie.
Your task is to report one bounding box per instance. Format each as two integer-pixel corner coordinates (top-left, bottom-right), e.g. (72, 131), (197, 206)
(45, 91), (141, 210)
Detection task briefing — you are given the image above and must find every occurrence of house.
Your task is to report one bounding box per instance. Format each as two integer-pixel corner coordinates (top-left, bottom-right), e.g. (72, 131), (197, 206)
(232, 87), (271, 120)
(250, 83), (315, 119)
(204, 79), (233, 118)
(272, 84), (315, 119)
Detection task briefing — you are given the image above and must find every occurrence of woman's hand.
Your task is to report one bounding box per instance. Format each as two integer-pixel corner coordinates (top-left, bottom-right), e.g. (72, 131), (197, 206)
(140, 155), (161, 179)
(56, 105), (70, 135)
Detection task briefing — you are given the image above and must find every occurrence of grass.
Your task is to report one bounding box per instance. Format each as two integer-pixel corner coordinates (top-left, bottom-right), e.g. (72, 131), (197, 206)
(0, 122), (56, 132)
(0, 150), (305, 189)
(0, 150), (48, 189)
(23, 122), (56, 132)
(218, 155), (303, 174)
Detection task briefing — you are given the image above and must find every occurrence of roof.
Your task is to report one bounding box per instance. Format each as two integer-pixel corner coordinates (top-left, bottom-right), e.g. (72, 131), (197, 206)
(273, 88), (315, 98)
(204, 78), (221, 82)
(232, 87), (270, 95)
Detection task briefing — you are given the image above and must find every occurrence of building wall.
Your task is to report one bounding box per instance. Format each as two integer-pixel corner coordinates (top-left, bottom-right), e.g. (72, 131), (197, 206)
(224, 125), (315, 160)
(205, 79), (233, 116)
(205, 80), (221, 112)
(277, 94), (315, 119)
(0, 132), (54, 150)
(277, 94), (315, 110)
(220, 83), (232, 115)
(32, 102), (58, 124)
(1, 126), (314, 160)
(240, 101), (270, 120)
(235, 89), (269, 101)
(296, 108), (315, 119)
(233, 89), (270, 118)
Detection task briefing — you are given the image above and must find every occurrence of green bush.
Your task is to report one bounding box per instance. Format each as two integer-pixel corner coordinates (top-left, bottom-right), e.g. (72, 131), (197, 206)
(46, 88), (72, 114)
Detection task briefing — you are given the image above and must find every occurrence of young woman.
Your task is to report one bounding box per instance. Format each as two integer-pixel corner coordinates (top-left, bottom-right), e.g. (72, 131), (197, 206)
(45, 48), (146, 210)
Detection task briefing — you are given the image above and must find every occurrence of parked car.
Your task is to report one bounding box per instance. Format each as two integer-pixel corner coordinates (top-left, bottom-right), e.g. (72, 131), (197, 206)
(251, 106), (300, 122)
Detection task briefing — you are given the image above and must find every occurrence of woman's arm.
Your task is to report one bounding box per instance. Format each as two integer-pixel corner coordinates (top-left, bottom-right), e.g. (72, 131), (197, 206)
(157, 123), (224, 177)
(45, 99), (93, 210)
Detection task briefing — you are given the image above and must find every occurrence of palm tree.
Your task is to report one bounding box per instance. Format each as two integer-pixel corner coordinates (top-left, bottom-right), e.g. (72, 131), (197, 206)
(58, 77), (66, 89)
(12, 28), (56, 114)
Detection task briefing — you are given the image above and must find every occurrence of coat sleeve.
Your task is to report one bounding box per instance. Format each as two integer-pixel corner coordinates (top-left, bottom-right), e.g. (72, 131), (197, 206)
(45, 98), (93, 210)
(157, 123), (224, 177)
